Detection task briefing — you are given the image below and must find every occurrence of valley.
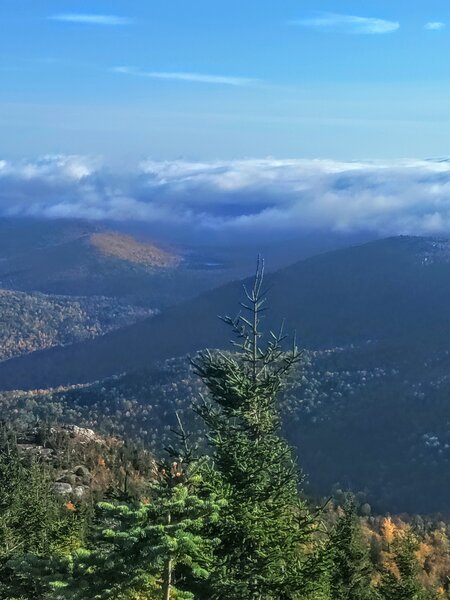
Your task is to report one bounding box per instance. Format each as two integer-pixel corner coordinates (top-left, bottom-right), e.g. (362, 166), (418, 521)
(2, 229), (450, 512)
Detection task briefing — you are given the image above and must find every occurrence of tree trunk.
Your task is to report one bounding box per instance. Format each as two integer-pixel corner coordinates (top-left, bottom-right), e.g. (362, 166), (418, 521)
(162, 506), (173, 600)
(162, 557), (173, 600)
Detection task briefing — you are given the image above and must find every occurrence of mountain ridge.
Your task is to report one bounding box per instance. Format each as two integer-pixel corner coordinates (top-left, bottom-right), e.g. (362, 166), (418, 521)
(0, 234), (447, 391)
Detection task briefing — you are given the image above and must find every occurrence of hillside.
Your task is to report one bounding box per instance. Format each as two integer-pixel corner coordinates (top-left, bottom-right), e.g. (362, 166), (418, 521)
(0, 218), (185, 304)
(0, 217), (306, 309)
(0, 218), (92, 256)
(2, 338), (450, 513)
(89, 232), (180, 268)
(3, 235), (450, 512)
(0, 421), (156, 498)
(0, 289), (155, 361)
(1, 235), (450, 390)
(3, 417), (450, 598)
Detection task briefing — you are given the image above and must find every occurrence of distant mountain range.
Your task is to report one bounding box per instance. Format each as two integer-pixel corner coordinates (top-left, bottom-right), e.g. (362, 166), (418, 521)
(0, 217), (373, 299)
(1, 234), (450, 391)
(3, 231), (450, 512)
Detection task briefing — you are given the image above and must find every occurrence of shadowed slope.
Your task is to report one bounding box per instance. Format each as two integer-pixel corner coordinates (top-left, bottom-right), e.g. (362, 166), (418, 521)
(1, 236), (450, 390)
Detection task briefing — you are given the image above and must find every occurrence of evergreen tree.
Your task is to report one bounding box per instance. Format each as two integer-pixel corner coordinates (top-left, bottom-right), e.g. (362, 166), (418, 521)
(192, 260), (323, 600)
(378, 528), (438, 600)
(62, 415), (221, 600)
(328, 500), (375, 600)
(0, 438), (88, 600)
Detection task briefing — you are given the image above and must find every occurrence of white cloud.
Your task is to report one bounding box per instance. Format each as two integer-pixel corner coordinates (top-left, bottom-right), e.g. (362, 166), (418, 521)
(4, 156), (450, 238)
(293, 13), (399, 35)
(50, 14), (133, 26)
(425, 21), (446, 30)
(112, 66), (257, 87)
(0, 155), (95, 180)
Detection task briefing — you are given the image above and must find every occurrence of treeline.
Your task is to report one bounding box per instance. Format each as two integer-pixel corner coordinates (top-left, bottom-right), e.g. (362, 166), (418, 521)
(1, 269), (450, 599)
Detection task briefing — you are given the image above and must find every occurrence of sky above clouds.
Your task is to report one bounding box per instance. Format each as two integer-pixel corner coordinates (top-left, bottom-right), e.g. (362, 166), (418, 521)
(3, 2), (450, 238)
(2, 1), (450, 161)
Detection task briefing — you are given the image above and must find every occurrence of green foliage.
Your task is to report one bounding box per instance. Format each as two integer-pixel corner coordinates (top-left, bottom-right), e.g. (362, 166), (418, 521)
(4, 255), (450, 599)
(62, 419), (221, 600)
(192, 262), (322, 599)
(328, 500), (375, 600)
(1, 448), (70, 558)
(378, 530), (438, 600)
(5, 336), (450, 514)
(0, 438), (88, 600)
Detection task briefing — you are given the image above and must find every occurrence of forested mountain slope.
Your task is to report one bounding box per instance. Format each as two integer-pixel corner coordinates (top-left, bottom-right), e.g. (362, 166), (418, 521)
(1, 235), (450, 390)
(0, 218), (183, 305)
(0, 289), (154, 361)
(3, 338), (450, 513)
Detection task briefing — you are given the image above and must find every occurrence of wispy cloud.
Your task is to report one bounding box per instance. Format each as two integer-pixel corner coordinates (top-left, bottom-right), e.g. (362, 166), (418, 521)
(293, 13), (400, 35)
(49, 14), (133, 26)
(113, 66), (257, 87)
(425, 21), (446, 30)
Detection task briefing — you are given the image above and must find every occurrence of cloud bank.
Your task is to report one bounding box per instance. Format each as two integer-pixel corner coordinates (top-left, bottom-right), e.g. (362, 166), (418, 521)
(3, 156), (450, 239)
(50, 14), (132, 26)
(294, 13), (399, 35)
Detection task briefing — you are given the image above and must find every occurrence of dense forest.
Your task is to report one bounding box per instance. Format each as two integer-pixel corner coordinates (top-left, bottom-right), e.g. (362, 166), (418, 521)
(2, 266), (450, 599)
(0, 289), (155, 361)
(2, 340), (450, 512)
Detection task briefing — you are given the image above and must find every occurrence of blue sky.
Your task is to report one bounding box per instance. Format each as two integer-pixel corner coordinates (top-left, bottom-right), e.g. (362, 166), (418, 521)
(2, 1), (450, 160)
